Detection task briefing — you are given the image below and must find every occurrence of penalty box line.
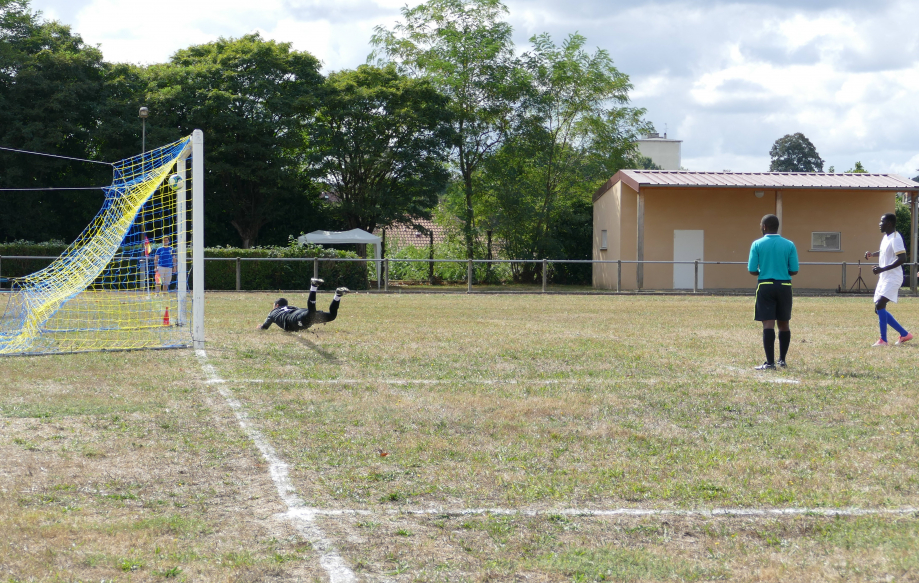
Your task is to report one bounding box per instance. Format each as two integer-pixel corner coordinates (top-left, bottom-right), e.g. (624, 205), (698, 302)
(197, 371), (904, 522)
(195, 349), (357, 583)
(207, 378), (663, 385)
(306, 506), (919, 519)
(194, 357), (911, 549)
(207, 376), (800, 386)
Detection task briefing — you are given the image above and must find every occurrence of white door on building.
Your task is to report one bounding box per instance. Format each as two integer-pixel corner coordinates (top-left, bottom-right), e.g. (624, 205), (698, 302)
(674, 230), (704, 289)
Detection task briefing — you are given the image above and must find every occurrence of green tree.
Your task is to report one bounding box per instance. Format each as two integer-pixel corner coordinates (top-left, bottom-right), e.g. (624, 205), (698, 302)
(371, 0), (519, 259)
(306, 64), (453, 249)
(475, 33), (650, 282)
(92, 62), (156, 162)
(145, 34), (326, 248)
(845, 161), (867, 173)
(0, 0), (110, 242)
(768, 133), (824, 172)
(637, 156), (663, 170)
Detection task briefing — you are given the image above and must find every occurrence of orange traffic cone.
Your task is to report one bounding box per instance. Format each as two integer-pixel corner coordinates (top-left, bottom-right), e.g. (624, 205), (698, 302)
(163, 307), (170, 326)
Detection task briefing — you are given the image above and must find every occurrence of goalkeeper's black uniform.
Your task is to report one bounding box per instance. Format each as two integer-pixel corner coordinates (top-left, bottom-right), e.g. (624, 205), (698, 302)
(259, 290), (339, 331)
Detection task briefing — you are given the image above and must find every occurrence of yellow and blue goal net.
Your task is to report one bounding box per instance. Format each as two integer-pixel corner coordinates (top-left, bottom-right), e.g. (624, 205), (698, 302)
(0, 134), (202, 355)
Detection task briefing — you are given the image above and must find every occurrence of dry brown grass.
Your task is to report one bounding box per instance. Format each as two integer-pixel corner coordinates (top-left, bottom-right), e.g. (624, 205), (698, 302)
(3, 291), (919, 581)
(0, 346), (325, 581)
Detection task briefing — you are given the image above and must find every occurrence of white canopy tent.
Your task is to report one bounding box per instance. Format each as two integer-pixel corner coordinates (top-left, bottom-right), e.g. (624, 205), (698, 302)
(298, 229), (382, 288)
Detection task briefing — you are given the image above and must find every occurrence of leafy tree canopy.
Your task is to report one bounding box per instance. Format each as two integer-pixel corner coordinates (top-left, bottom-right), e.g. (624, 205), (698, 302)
(768, 132), (824, 172)
(471, 33), (650, 282)
(371, 0), (520, 259)
(0, 0), (110, 242)
(307, 64), (453, 242)
(845, 161), (867, 173)
(145, 34), (327, 247)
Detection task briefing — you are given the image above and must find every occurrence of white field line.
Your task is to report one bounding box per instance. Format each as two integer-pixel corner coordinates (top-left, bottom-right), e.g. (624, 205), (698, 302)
(195, 349), (356, 583)
(195, 354), (917, 566)
(304, 506), (918, 519)
(207, 375), (798, 386)
(206, 378), (659, 385)
(209, 373), (914, 522)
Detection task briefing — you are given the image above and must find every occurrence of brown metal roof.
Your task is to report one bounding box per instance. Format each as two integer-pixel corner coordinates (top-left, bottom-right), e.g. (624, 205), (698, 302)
(373, 218), (446, 248)
(594, 170), (919, 202)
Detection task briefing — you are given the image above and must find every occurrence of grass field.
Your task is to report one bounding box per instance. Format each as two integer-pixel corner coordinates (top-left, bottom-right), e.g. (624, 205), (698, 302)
(3, 291), (919, 582)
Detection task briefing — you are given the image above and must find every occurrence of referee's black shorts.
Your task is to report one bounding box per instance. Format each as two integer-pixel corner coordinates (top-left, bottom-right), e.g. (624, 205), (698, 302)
(754, 279), (793, 321)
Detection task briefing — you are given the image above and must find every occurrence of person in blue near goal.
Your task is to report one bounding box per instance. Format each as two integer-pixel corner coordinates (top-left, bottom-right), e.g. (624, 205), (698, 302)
(154, 236), (177, 292)
(864, 213), (913, 346)
(748, 214), (799, 370)
(256, 278), (349, 332)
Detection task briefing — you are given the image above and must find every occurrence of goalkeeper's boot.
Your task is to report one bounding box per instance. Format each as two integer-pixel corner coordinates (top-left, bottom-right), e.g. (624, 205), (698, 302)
(335, 287), (350, 296)
(310, 277), (324, 287)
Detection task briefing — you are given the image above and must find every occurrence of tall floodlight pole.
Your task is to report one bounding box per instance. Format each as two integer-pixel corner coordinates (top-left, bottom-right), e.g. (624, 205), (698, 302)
(139, 106), (148, 155)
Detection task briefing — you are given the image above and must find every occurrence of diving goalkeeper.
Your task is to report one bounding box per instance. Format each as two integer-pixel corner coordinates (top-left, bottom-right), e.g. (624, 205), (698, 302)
(256, 278), (349, 332)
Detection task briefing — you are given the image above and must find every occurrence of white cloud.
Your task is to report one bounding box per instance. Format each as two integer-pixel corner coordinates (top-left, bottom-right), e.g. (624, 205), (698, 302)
(33, 0), (413, 70)
(25, 0), (919, 175)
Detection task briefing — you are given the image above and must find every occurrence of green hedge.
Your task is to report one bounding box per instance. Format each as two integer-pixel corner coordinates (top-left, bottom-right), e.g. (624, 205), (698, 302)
(0, 241), (370, 290)
(204, 244), (369, 290)
(0, 241), (67, 283)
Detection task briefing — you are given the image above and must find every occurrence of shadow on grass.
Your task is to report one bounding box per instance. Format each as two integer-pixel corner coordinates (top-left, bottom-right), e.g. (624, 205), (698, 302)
(290, 332), (341, 364)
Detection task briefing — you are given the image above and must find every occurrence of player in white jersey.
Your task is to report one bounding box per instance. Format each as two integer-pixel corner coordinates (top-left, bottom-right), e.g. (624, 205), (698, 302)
(864, 213), (912, 346)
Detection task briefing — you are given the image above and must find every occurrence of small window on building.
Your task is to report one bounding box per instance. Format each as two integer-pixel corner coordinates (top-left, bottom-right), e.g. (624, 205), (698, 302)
(811, 232), (840, 251)
(600, 230), (608, 250)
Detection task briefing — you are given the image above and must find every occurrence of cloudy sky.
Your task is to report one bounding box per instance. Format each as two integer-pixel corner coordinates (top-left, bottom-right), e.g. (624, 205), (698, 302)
(29, 0), (919, 177)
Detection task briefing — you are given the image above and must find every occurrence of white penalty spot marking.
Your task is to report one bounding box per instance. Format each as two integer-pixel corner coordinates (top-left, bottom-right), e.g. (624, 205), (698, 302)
(721, 365), (800, 384)
(766, 377), (801, 384)
(196, 349), (356, 583)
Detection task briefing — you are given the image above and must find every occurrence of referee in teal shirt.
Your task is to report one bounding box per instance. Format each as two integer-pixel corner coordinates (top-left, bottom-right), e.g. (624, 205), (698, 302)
(748, 214), (799, 370)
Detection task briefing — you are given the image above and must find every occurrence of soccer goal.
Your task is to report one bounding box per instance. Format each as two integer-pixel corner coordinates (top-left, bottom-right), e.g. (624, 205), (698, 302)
(0, 131), (204, 356)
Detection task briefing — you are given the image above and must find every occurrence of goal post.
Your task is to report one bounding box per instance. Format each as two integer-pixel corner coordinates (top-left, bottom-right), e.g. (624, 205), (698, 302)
(0, 131), (205, 356)
(192, 129), (205, 349)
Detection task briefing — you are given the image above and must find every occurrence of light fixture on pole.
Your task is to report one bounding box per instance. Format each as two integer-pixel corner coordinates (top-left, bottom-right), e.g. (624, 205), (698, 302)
(139, 106), (149, 154)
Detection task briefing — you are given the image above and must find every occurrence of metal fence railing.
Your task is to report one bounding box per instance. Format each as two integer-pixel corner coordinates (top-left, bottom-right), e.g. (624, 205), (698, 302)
(1, 255), (917, 295)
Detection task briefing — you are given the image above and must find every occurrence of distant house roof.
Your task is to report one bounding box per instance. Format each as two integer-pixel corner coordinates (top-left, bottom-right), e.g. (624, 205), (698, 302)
(318, 191), (342, 203)
(594, 170), (919, 202)
(374, 218), (446, 248)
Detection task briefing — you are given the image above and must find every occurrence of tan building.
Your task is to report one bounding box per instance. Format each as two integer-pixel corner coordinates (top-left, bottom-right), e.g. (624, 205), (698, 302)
(593, 171), (919, 290)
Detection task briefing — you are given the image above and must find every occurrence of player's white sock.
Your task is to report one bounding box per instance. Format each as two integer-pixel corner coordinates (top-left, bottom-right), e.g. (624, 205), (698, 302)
(333, 295), (341, 301)
(310, 286), (318, 292)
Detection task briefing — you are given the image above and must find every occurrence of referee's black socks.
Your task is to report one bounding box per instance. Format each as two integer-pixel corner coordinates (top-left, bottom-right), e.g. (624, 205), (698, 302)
(763, 329), (776, 365)
(778, 330), (790, 362)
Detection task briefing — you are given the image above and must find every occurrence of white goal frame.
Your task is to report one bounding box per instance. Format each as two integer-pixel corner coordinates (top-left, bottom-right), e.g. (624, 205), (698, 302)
(170, 129), (205, 349)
